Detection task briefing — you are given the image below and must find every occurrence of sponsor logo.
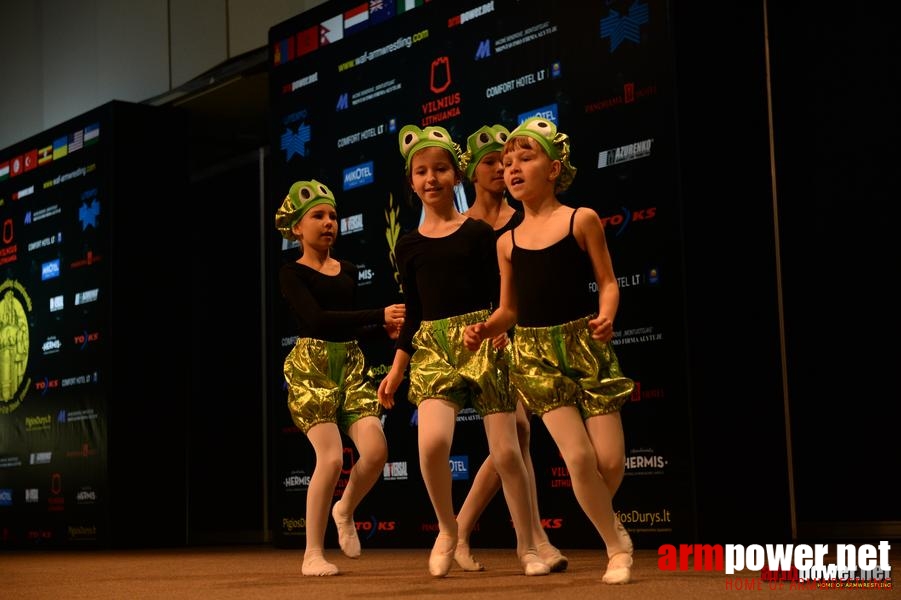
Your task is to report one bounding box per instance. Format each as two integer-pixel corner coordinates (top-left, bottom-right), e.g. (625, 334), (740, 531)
(518, 103), (558, 125)
(474, 38), (491, 60)
(29, 451), (52, 465)
(0, 279), (33, 414)
(60, 371), (99, 388)
(356, 265), (374, 286)
(340, 213), (364, 235)
(421, 56), (461, 127)
(484, 68), (547, 99)
(612, 325), (663, 346)
(382, 461), (408, 481)
(79, 190), (99, 229)
(585, 81), (658, 113)
(74, 289), (99, 305)
(342, 161), (375, 190)
(25, 414), (52, 432)
(283, 71), (319, 95)
(76, 487), (97, 504)
(600, 0), (649, 52)
(337, 29), (426, 72)
(42, 335), (62, 355)
(337, 123), (386, 148)
(26, 233), (62, 252)
(57, 408), (99, 423)
(281, 110), (311, 161)
(41, 259), (60, 280)
(283, 470), (311, 491)
(625, 447), (667, 475)
(598, 138), (654, 168)
(599, 205), (657, 237)
(26, 204), (62, 224)
(281, 516), (306, 534)
(449, 455), (468, 481)
(448, 1), (495, 28)
(0, 218), (17, 266)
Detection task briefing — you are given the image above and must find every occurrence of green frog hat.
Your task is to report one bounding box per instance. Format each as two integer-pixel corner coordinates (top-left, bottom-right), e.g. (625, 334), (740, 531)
(274, 179), (337, 241)
(507, 117), (577, 193)
(398, 124), (462, 175)
(460, 124), (511, 181)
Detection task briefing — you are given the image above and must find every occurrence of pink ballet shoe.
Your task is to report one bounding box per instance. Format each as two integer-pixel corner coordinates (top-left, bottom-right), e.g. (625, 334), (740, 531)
(536, 541), (568, 572)
(332, 501), (361, 558)
(429, 533), (457, 577)
(302, 555), (339, 576)
(454, 541), (485, 571)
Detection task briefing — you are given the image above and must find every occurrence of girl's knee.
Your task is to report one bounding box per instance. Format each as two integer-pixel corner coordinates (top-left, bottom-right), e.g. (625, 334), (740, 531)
(563, 446), (597, 474)
(317, 454), (344, 474)
(597, 455), (624, 477)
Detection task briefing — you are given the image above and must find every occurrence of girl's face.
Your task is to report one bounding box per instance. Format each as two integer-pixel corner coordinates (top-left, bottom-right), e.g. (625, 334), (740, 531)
(472, 151), (505, 196)
(292, 203), (338, 250)
(410, 146), (459, 207)
(502, 137), (559, 202)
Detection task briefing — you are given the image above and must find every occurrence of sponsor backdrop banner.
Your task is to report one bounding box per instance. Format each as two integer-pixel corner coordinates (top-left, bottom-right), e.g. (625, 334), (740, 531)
(0, 101), (188, 548)
(0, 110), (109, 547)
(267, 0), (691, 549)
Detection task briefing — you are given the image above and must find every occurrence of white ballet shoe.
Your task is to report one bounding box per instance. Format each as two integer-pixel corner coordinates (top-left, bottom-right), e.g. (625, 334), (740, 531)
(537, 541), (568, 572)
(520, 551), (551, 576)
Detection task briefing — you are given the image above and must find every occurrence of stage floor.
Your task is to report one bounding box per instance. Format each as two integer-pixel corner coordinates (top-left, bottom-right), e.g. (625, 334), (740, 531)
(3, 545), (896, 599)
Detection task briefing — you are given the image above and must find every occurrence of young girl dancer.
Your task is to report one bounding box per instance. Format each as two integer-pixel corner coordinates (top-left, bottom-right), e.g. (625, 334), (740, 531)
(454, 124), (567, 573)
(463, 117), (635, 584)
(377, 125), (548, 578)
(276, 179), (405, 576)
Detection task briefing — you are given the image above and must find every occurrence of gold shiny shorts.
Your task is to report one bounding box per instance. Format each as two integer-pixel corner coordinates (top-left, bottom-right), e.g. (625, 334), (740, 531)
(510, 315), (634, 418)
(283, 337), (381, 434)
(409, 309), (514, 416)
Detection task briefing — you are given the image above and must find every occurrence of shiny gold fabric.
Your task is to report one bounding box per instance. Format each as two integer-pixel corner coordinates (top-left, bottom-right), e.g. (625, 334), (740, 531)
(409, 309), (514, 416)
(284, 338), (381, 434)
(510, 315), (634, 418)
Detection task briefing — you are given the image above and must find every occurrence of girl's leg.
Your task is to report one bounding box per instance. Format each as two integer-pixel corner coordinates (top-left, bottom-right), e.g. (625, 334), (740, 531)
(585, 411), (626, 496)
(331, 416), (388, 558)
(541, 406), (633, 584)
(454, 455), (500, 571)
(302, 422), (344, 576)
(482, 411), (549, 576)
(514, 402), (567, 572)
(417, 398), (459, 577)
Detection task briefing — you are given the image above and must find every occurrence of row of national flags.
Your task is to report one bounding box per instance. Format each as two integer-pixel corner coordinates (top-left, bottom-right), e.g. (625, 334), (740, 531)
(0, 123), (98, 182)
(273, 0), (428, 66)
